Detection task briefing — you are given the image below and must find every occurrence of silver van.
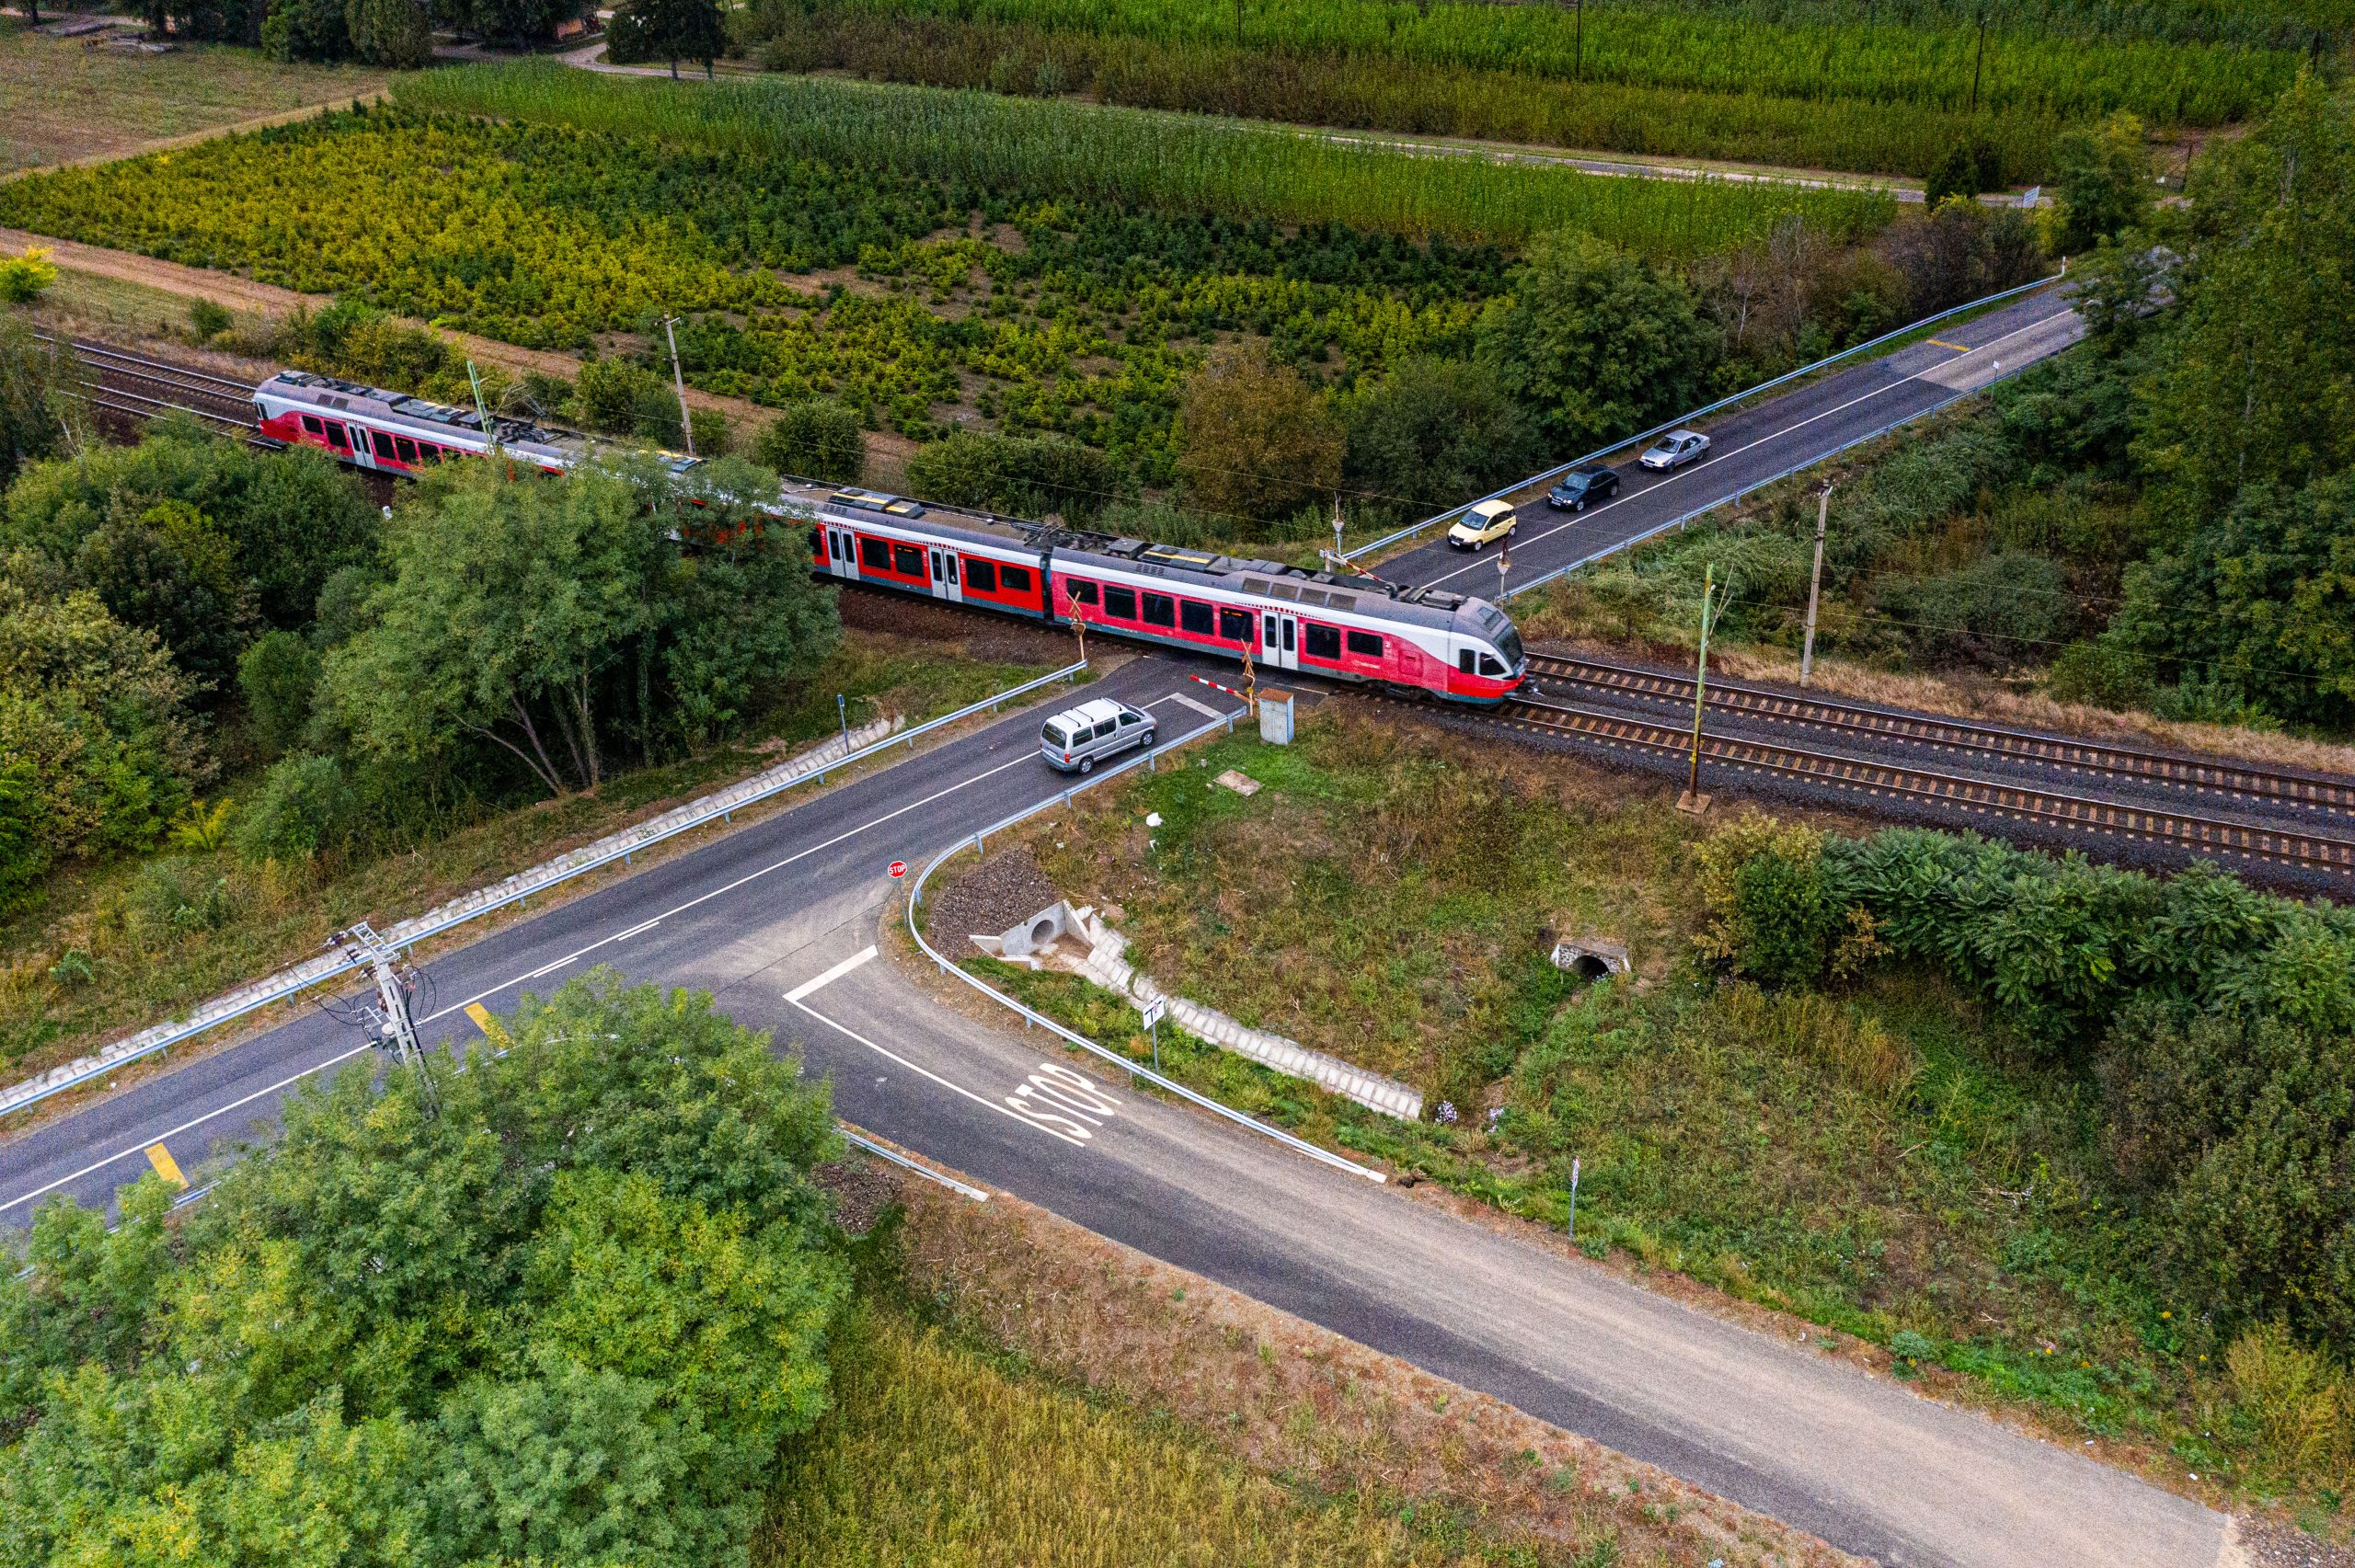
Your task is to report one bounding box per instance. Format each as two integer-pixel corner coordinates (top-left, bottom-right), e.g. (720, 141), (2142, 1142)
(1040, 698), (1157, 773)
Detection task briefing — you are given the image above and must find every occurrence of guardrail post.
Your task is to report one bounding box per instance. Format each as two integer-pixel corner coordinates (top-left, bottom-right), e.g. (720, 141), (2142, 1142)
(974, 830), (984, 857)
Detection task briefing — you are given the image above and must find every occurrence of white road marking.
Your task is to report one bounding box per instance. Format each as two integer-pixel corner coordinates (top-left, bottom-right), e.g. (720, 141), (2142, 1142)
(4, 748), (1049, 1217)
(784, 944), (879, 1003)
(1158, 692), (1223, 718)
(788, 997), (1087, 1147)
(1001, 1060), (1127, 1141)
(1418, 306), (2079, 592)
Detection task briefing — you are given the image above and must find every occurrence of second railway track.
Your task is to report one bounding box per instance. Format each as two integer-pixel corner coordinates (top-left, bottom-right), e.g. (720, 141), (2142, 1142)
(1527, 651), (2355, 821)
(34, 333), (270, 442)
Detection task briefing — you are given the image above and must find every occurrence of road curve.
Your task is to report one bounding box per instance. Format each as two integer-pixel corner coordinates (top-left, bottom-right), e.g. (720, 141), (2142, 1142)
(0, 651), (2241, 1568)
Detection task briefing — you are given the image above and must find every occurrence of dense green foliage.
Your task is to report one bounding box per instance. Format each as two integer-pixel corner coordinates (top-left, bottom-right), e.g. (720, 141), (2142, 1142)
(0, 321), (77, 491)
(739, 0), (2319, 180)
(1698, 819), (2355, 1367)
(0, 973), (849, 1568)
(754, 399), (867, 484)
(394, 63), (1895, 251)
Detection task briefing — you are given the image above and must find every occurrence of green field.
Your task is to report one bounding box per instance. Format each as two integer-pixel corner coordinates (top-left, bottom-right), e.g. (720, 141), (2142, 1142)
(741, 0), (2321, 177)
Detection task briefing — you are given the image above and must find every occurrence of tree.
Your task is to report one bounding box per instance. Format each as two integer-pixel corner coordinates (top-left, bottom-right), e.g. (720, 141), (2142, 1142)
(319, 459), (835, 796)
(261, 0), (351, 60)
(1925, 135), (2006, 209)
(1476, 230), (1717, 451)
(462, 0), (589, 51)
(1340, 356), (1541, 519)
(0, 573), (205, 889)
(754, 399), (867, 484)
(1174, 342), (1341, 532)
(903, 429), (1114, 523)
(234, 753), (360, 864)
(620, 0), (728, 78)
(0, 321), (77, 490)
(240, 630), (323, 759)
(344, 0), (432, 65)
(71, 499), (257, 693)
(2051, 111), (2154, 256)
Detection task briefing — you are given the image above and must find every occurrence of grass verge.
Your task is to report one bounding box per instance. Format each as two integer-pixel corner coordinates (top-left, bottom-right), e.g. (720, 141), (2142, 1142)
(915, 704), (2350, 1530)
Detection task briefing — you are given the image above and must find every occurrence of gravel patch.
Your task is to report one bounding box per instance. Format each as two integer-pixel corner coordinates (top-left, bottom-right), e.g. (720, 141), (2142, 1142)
(814, 1154), (902, 1236)
(2241, 1518), (2355, 1568)
(920, 842), (1064, 960)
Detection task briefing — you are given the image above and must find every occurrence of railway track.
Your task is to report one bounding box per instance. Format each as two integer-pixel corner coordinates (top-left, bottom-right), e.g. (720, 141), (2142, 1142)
(1526, 652), (2355, 820)
(1477, 691), (2355, 880)
(32, 333), (270, 441)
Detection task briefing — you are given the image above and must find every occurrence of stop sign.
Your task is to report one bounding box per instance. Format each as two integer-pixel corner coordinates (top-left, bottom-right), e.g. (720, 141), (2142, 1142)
(888, 860), (907, 879)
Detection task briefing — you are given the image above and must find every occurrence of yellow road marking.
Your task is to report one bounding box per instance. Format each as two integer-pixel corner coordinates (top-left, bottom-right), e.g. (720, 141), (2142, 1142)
(144, 1142), (189, 1189)
(1925, 338), (1970, 351)
(464, 1001), (512, 1048)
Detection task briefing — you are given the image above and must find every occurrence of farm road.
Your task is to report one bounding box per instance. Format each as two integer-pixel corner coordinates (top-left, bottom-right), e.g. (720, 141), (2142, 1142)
(0, 650), (2245, 1568)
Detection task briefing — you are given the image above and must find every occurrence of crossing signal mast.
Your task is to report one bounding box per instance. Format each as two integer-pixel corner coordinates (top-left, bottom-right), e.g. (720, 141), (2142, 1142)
(322, 921), (438, 1113)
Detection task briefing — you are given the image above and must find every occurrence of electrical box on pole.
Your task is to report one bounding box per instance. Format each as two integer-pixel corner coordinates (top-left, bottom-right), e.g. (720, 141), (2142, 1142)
(324, 921), (439, 1113)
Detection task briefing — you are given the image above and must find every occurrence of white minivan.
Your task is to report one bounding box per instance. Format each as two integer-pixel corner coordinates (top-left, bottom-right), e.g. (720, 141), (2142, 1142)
(1040, 698), (1157, 773)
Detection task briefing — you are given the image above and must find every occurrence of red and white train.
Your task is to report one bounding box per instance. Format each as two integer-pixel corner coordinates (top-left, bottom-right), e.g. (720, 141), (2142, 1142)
(253, 370), (1528, 704)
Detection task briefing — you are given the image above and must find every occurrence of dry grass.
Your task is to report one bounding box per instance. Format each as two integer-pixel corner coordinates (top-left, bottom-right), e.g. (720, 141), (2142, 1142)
(826, 1172), (1858, 1568)
(0, 26), (390, 174)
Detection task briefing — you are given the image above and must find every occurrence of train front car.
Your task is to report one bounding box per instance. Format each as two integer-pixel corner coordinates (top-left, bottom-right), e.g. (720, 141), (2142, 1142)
(1448, 595), (1527, 704)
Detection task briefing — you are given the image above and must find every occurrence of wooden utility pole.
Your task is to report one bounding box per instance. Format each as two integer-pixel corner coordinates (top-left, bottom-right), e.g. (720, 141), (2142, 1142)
(1800, 484), (1832, 687)
(1970, 2), (1989, 115)
(1678, 564), (1723, 815)
(1574, 0), (1583, 79)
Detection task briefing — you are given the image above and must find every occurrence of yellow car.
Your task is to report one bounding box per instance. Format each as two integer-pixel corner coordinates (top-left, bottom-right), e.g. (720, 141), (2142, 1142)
(1447, 498), (1519, 551)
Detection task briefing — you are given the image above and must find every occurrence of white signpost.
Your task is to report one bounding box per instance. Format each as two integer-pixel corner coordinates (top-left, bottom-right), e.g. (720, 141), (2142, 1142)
(1141, 997), (1167, 1069)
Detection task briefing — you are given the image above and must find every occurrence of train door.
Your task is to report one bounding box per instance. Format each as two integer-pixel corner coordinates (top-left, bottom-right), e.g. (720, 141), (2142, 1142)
(829, 527), (858, 580)
(1262, 609), (1300, 671)
(345, 423), (376, 471)
(928, 545), (961, 603)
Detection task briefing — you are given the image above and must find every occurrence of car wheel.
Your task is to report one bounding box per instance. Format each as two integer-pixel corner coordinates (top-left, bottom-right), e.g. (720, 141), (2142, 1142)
(1473, 537), (1485, 551)
(1509, 523), (1518, 536)
(1573, 498), (1586, 512)
(1079, 756), (1094, 774)
(1142, 729), (1156, 749)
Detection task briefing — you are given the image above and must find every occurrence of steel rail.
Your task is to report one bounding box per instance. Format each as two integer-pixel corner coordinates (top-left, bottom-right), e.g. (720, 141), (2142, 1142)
(1526, 654), (2355, 818)
(1469, 693), (2355, 877)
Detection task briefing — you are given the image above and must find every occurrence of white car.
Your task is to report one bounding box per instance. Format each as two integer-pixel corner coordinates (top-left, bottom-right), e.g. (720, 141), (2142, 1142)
(1638, 429), (1710, 470)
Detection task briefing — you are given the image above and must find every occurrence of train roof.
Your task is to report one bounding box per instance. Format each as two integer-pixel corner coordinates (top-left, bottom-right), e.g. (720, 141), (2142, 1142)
(259, 369), (600, 464)
(781, 478), (1481, 630)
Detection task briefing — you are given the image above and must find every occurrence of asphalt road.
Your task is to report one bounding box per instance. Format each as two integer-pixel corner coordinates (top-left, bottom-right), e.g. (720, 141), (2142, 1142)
(0, 647), (2241, 1568)
(1377, 286), (2085, 598)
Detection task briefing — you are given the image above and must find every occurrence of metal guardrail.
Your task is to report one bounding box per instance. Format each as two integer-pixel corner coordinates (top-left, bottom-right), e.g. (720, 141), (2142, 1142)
(1342, 270), (2067, 565)
(2, 659), (1091, 1119)
(906, 713), (1389, 1185)
(1495, 386), (1984, 603)
(837, 1126), (992, 1201)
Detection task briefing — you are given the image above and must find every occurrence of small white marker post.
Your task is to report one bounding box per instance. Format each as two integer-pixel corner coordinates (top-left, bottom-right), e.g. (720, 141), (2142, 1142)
(1567, 1156), (1581, 1243)
(1141, 996), (1167, 1071)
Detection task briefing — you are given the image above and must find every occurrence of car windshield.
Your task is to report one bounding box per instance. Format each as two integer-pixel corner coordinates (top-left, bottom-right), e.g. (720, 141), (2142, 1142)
(1041, 722), (1068, 746)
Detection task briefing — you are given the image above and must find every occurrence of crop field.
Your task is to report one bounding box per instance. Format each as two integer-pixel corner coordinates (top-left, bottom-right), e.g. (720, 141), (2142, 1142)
(0, 74), (1890, 459)
(752, 0), (2316, 177)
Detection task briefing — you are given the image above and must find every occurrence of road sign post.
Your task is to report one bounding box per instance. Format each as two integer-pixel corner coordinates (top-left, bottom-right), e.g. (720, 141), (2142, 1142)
(1568, 1156), (1581, 1242)
(1141, 996), (1166, 1070)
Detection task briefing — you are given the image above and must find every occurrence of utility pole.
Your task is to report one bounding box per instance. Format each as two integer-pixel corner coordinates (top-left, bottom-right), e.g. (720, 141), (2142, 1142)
(326, 921), (438, 1114)
(1800, 483), (1832, 687)
(1573, 0), (1583, 80)
(662, 315), (696, 458)
(1678, 564), (1724, 815)
(467, 361), (499, 459)
(1970, 0), (1989, 116)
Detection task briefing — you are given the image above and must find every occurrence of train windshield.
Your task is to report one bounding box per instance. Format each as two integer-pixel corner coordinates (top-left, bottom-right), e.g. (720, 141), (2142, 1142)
(1495, 624), (1525, 670)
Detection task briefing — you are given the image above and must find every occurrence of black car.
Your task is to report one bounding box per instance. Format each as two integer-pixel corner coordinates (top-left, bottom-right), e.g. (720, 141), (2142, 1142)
(1546, 464), (1621, 511)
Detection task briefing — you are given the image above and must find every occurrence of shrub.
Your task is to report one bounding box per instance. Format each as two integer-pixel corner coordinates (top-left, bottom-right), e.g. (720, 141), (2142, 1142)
(576, 358), (666, 435)
(687, 406), (732, 457)
(127, 854), (236, 941)
(233, 752), (360, 864)
(238, 629), (323, 760)
(1693, 818), (1852, 989)
(754, 399), (867, 484)
(187, 298), (234, 341)
(2046, 637), (2155, 709)
(0, 246), (59, 304)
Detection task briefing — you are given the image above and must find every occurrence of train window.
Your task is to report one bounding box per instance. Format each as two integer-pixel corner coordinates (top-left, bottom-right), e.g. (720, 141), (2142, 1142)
(1000, 565), (1032, 593)
(1347, 630), (1384, 658)
(966, 559), (998, 592)
(1143, 593), (1175, 628)
(1281, 618), (1294, 652)
(373, 430), (398, 461)
(1304, 623), (1340, 660)
(301, 414), (325, 435)
(946, 555), (959, 585)
(1178, 601), (1213, 636)
(1103, 586), (1138, 619)
(1458, 649), (1476, 675)
(1065, 578), (1096, 605)
(394, 436), (419, 464)
(324, 421), (349, 450)
(893, 544), (925, 577)
(860, 536), (890, 570)
(1479, 653), (1508, 677)
(1220, 608), (1252, 643)
(930, 552), (944, 582)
